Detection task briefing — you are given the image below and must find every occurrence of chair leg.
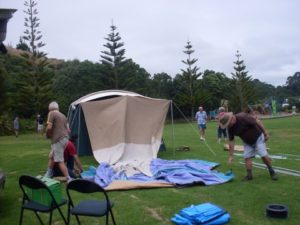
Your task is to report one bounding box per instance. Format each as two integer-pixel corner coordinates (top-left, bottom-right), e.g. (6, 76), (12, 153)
(67, 208), (70, 225)
(57, 206), (68, 225)
(19, 208), (24, 225)
(110, 209), (116, 225)
(75, 215), (81, 225)
(49, 211), (53, 225)
(34, 211), (45, 225)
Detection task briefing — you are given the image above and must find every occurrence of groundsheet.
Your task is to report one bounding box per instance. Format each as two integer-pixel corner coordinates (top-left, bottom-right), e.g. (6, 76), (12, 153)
(81, 158), (234, 190)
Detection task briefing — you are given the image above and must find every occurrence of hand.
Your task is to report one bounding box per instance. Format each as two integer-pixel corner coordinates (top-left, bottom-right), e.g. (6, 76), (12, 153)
(264, 133), (269, 141)
(228, 155), (234, 164)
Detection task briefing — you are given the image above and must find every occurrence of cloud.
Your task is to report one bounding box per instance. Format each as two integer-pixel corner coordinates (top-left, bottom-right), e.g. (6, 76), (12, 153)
(1, 0), (300, 86)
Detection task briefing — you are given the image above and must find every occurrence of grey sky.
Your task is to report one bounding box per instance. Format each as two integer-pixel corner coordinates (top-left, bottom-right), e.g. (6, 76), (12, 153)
(1, 0), (300, 86)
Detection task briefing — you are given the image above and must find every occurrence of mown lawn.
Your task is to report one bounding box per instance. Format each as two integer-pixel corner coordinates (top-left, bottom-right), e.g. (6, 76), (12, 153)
(0, 115), (299, 225)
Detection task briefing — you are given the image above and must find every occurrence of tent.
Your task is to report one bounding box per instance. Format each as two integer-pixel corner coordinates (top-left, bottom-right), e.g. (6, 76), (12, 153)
(68, 90), (234, 190)
(68, 90), (170, 174)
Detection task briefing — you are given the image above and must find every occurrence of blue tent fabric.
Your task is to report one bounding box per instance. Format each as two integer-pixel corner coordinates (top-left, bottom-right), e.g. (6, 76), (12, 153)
(81, 159), (234, 189)
(171, 203), (230, 225)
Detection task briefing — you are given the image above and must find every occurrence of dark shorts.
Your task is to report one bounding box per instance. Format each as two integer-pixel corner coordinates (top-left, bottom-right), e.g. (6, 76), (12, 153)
(198, 124), (206, 130)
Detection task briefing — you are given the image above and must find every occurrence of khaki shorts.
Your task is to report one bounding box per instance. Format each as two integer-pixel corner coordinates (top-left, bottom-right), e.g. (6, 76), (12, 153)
(50, 136), (68, 162)
(244, 134), (268, 158)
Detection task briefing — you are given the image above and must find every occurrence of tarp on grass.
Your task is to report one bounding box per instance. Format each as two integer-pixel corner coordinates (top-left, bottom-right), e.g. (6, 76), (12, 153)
(81, 159), (234, 190)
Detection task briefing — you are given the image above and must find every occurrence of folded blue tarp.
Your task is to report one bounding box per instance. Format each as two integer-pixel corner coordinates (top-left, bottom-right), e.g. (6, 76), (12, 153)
(171, 202), (230, 225)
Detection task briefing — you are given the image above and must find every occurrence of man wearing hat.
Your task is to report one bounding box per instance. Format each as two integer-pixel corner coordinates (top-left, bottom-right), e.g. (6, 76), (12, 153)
(218, 112), (277, 181)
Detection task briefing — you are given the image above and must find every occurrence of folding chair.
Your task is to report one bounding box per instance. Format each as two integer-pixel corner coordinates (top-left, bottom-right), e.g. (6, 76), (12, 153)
(18, 175), (68, 225)
(66, 179), (116, 225)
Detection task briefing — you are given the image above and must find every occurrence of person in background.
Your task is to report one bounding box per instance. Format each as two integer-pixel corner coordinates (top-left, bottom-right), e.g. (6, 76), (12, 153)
(195, 106), (207, 141)
(44, 101), (72, 182)
(13, 116), (20, 137)
(218, 112), (278, 181)
(36, 114), (44, 135)
(53, 135), (83, 178)
(217, 107), (228, 144)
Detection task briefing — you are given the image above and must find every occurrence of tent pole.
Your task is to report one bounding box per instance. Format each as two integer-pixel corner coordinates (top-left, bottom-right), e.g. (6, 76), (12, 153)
(77, 106), (81, 153)
(171, 100), (175, 157)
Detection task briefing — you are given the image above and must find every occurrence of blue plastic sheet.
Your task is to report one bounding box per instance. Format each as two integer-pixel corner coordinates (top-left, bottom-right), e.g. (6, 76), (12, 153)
(171, 203), (230, 225)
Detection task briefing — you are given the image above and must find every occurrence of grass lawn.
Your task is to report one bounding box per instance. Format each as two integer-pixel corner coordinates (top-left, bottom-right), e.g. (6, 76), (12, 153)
(0, 115), (300, 225)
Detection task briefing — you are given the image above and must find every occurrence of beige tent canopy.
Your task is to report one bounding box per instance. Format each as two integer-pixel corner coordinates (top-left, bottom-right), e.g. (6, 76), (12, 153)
(68, 90), (170, 176)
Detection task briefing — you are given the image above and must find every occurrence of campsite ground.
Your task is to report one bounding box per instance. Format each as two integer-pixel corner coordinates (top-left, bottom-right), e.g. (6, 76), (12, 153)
(0, 115), (299, 225)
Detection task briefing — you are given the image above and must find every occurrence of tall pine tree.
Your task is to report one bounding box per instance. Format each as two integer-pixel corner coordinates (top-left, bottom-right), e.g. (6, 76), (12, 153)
(230, 50), (256, 112)
(15, 0), (53, 117)
(100, 23), (128, 89)
(179, 40), (202, 118)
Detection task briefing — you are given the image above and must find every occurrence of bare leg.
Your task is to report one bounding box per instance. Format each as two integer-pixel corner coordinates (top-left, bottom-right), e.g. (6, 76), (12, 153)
(202, 129), (205, 139)
(58, 162), (69, 177)
(262, 156), (278, 180)
(262, 156), (272, 167)
(244, 158), (253, 180)
(245, 157), (252, 170)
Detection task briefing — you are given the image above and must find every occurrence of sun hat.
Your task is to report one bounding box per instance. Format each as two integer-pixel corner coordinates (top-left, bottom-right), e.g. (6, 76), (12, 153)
(218, 112), (233, 129)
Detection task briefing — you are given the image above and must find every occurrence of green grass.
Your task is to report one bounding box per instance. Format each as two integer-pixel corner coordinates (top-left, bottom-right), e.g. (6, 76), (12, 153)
(0, 116), (300, 224)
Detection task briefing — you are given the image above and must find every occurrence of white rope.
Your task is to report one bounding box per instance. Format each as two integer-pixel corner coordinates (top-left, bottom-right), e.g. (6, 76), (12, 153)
(172, 102), (216, 156)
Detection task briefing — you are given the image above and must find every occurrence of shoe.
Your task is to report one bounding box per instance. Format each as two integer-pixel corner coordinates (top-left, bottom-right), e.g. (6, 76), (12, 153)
(200, 137), (205, 141)
(44, 170), (53, 178)
(243, 175), (253, 181)
(270, 171), (278, 181)
(218, 139), (221, 144)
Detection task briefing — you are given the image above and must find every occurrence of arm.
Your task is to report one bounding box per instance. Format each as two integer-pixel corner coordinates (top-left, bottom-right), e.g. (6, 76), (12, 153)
(45, 112), (53, 139)
(46, 122), (53, 139)
(256, 118), (269, 141)
(73, 155), (83, 172)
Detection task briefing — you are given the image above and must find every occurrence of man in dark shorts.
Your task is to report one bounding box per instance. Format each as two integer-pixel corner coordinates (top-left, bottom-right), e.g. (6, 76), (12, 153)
(218, 112), (278, 181)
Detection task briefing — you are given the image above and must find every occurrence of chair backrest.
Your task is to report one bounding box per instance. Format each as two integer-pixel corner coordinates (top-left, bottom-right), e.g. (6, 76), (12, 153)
(19, 175), (46, 190)
(19, 175), (58, 204)
(67, 179), (104, 193)
(66, 179), (110, 203)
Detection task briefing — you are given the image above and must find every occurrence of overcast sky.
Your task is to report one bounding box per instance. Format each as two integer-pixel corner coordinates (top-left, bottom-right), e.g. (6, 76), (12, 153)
(1, 0), (300, 86)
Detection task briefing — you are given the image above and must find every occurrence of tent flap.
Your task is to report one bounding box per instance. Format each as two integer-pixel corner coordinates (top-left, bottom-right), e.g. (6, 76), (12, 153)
(78, 95), (169, 165)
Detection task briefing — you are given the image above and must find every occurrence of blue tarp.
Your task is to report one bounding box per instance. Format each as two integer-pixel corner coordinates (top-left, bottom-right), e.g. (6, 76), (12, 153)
(81, 158), (234, 188)
(171, 202), (230, 225)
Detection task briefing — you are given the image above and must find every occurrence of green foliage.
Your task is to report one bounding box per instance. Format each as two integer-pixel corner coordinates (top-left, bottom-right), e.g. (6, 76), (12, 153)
(23, 0), (45, 56)
(100, 23), (128, 89)
(16, 37), (30, 52)
(150, 72), (174, 99)
(230, 51), (256, 112)
(285, 72), (300, 95)
(13, 0), (54, 118)
(202, 70), (231, 110)
(53, 59), (106, 114)
(176, 41), (202, 118)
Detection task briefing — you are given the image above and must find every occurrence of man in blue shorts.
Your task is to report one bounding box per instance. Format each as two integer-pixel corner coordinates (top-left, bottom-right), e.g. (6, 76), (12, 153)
(195, 106), (207, 141)
(218, 112), (278, 181)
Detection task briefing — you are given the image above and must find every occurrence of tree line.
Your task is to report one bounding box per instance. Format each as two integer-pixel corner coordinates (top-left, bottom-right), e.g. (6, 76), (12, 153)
(1, 0), (299, 134)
